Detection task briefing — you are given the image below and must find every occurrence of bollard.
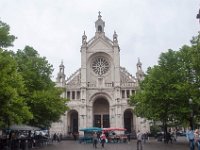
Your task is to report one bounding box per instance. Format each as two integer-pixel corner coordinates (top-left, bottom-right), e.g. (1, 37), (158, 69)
(24, 139), (28, 150)
(16, 140), (20, 150)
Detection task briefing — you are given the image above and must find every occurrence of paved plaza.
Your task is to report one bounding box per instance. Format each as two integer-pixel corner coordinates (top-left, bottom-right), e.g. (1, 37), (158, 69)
(41, 137), (189, 150)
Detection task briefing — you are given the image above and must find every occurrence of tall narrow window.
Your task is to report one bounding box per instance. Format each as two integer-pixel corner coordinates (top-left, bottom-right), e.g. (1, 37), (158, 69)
(122, 90), (125, 98)
(132, 90), (135, 95)
(67, 91), (70, 99)
(77, 91), (80, 99)
(72, 91), (75, 99)
(126, 90), (130, 98)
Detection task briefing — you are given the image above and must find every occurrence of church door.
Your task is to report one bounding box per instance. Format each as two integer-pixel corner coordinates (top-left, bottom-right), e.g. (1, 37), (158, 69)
(93, 97), (110, 128)
(68, 110), (78, 133)
(124, 109), (133, 133)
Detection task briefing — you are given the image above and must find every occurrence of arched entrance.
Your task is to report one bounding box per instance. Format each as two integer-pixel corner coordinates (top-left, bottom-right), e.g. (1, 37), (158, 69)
(124, 109), (133, 133)
(68, 110), (78, 133)
(93, 97), (110, 128)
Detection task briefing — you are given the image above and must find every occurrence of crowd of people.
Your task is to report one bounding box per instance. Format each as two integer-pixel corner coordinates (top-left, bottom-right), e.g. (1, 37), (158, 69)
(82, 130), (149, 149)
(0, 130), (51, 150)
(0, 130), (65, 150)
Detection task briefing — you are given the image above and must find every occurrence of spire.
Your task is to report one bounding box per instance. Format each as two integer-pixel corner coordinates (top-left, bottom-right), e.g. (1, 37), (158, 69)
(137, 58), (142, 70)
(59, 60), (64, 68)
(95, 11), (105, 34)
(136, 58), (144, 81)
(56, 60), (66, 83)
(82, 30), (87, 46)
(113, 30), (118, 45)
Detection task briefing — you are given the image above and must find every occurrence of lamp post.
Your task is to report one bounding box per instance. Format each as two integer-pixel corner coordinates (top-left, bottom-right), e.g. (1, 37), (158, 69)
(189, 98), (194, 130)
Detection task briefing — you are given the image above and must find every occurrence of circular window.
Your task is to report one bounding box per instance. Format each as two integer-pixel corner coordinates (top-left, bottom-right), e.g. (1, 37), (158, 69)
(92, 57), (109, 75)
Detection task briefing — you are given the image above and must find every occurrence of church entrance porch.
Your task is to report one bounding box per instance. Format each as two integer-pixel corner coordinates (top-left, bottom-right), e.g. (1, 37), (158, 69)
(93, 97), (110, 128)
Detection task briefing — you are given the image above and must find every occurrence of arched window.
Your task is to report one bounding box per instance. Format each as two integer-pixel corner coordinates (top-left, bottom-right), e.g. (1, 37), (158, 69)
(98, 25), (102, 32)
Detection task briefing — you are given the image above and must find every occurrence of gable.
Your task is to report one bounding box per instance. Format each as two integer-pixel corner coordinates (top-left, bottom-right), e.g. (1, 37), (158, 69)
(88, 36), (113, 51)
(66, 68), (81, 88)
(120, 67), (136, 83)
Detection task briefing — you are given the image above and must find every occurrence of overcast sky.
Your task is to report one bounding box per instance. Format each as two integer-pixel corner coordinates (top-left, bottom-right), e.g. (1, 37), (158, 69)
(1, 0), (199, 79)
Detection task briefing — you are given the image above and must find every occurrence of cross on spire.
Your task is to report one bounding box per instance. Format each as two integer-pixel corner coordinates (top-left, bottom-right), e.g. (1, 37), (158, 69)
(98, 11), (102, 19)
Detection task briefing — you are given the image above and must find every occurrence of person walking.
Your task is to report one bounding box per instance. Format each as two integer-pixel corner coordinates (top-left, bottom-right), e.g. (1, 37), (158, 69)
(137, 130), (143, 150)
(73, 132), (77, 141)
(100, 132), (106, 148)
(93, 132), (98, 148)
(186, 127), (195, 150)
(127, 132), (131, 143)
(165, 131), (172, 144)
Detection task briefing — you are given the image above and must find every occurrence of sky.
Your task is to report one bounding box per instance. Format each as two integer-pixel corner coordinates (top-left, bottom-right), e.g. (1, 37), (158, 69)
(1, 0), (200, 80)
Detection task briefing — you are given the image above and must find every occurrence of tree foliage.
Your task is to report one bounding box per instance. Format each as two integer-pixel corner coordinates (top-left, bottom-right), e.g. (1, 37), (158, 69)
(0, 20), (68, 129)
(14, 46), (68, 128)
(130, 33), (200, 130)
(0, 20), (32, 128)
(0, 20), (16, 48)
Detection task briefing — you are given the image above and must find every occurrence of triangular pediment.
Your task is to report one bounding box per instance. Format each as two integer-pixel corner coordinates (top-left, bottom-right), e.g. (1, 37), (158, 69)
(88, 36), (113, 51)
(120, 67), (136, 83)
(66, 68), (81, 87)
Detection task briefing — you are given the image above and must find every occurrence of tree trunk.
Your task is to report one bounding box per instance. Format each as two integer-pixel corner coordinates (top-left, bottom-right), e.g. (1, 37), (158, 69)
(163, 120), (168, 143)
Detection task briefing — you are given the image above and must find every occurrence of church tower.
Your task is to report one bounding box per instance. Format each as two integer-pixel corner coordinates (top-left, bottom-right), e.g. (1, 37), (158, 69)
(95, 11), (105, 35)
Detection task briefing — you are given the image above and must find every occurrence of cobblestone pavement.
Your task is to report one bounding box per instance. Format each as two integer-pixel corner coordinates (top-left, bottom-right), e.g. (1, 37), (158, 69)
(40, 137), (189, 150)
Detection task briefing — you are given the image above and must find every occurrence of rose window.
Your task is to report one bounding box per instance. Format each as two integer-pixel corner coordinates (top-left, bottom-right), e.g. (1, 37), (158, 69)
(92, 57), (109, 75)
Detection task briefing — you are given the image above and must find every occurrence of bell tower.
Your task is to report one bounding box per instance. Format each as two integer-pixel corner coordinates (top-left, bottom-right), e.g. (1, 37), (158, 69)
(95, 11), (105, 36)
(136, 58), (145, 81)
(56, 60), (66, 86)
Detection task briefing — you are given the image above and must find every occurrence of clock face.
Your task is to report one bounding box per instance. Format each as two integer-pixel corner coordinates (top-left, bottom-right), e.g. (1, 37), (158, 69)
(92, 57), (109, 75)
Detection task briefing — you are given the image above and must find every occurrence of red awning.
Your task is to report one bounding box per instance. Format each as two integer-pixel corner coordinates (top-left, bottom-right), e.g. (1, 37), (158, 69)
(103, 127), (127, 131)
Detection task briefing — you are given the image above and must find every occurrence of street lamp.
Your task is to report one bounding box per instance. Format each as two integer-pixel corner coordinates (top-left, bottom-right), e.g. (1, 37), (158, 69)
(189, 98), (194, 130)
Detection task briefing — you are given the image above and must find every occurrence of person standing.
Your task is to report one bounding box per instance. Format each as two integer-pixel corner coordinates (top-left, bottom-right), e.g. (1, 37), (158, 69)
(186, 127), (195, 150)
(93, 132), (98, 148)
(137, 130), (143, 150)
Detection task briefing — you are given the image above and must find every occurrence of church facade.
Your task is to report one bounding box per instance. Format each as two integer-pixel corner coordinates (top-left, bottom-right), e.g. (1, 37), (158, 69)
(50, 13), (150, 135)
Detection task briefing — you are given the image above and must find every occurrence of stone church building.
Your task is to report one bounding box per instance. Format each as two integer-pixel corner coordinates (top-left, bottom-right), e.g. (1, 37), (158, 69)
(50, 13), (150, 135)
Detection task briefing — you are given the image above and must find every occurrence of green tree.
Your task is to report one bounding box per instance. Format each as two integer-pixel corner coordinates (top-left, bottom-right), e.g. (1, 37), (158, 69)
(189, 33), (200, 102)
(177, 34), (200, 129)
(0, 20), (32, 129)
(14, 46), (68, 128)
(0, 20), (16, 48)
(130, 50), (190, 134)
(130, 33), (200, 132)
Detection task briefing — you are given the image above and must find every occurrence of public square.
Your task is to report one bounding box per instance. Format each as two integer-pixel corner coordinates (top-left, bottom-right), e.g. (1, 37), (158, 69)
(41, 137), (189, 150)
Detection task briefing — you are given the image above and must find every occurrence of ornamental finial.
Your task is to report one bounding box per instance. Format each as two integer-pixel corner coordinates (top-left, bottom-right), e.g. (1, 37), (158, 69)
(98, 11), (102, 19)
